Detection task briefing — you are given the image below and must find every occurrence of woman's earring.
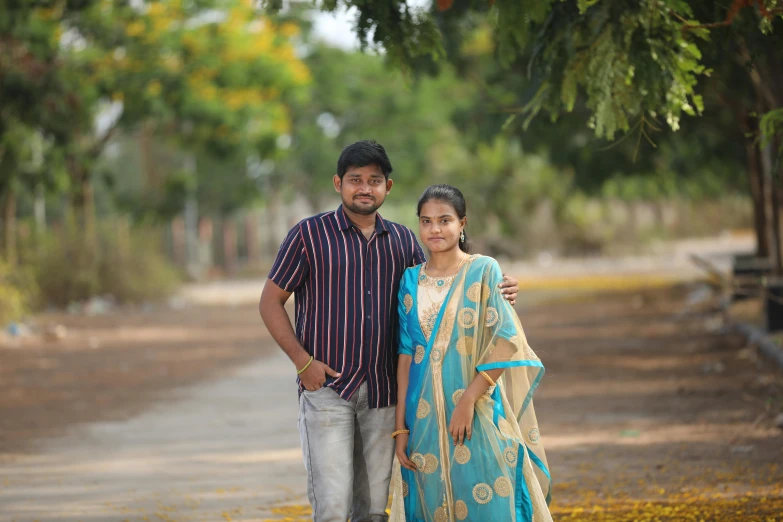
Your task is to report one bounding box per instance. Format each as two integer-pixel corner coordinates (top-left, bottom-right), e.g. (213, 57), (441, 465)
(460, 230), (465, 243)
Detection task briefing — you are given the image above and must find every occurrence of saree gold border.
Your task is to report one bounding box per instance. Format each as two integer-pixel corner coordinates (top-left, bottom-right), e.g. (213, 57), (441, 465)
(432, 362), (454, 521)
(431, 271), (467, 522)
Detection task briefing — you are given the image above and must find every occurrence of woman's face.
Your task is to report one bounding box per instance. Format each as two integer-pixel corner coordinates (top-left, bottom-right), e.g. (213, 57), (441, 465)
(418, 199), (466, 254)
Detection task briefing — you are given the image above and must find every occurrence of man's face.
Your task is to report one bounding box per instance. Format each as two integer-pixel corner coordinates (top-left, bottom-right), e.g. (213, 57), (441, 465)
(333, 164), (393, 216)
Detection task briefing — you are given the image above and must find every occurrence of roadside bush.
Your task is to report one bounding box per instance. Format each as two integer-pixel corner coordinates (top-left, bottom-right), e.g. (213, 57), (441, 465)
(33, 221), (180, 307)
(98, 227), (180, 303)
(0, 261), (37, 325)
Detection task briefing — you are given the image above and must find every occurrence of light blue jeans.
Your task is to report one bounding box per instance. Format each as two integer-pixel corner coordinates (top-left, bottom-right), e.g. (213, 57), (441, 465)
(298, 383), (396, 522)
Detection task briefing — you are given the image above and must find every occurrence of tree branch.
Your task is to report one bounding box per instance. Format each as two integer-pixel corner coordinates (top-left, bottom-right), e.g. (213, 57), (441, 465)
(737, 36), (781, 110)
(88, 124), (119, 159)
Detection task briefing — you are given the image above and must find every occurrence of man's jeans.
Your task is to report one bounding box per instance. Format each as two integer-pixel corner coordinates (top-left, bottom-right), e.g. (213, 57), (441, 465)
(298, 383), (396, 522)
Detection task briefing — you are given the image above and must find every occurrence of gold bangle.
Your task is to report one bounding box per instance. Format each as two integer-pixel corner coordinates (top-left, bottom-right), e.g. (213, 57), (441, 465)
(391, 429), (410, 439)
(296, 356), (314, 375)
(479, 371), (495, 387)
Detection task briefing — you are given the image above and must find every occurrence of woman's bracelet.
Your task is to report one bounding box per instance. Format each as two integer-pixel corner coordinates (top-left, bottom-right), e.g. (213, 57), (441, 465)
(296, 356), (314, 375)
(479, 370), (496, 387)
(391, 429), (410, 439)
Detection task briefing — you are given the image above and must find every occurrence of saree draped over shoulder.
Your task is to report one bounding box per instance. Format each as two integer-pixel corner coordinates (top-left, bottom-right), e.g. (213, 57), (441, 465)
(390, 255), (552, 522)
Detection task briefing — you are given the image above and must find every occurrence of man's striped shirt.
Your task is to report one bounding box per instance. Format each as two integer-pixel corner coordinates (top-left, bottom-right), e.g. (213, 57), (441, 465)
(268, 205), (426, 408)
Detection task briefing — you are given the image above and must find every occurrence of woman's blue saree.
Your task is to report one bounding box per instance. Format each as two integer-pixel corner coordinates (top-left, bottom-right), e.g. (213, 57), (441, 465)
(390, 255), (552, 522)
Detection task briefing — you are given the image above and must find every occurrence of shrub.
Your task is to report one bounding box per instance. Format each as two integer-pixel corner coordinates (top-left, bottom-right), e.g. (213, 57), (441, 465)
(0, 261), (37, 325)
(33, 220), (180, 307)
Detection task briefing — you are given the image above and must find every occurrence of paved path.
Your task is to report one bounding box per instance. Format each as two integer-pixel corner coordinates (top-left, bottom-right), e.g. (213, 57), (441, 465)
(1, 350), (308, 522)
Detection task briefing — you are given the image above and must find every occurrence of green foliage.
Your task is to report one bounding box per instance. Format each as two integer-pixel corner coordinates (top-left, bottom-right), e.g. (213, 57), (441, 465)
(559, 193), (615, 254)
(33, 221), (179, 307)
(298, 0), (780, 147)
(0, 2), (86, 201)
(265, 0), (445, 68)
(1, 0), (310, 219)
(98, 227), (180, 304)
(760, 108), (783, 156)
(276, 43), (476, 209)
(35, 228), (101, 305)
(0, 261), (37, 325)
(515, 1), (710, 139)
(577, 0), (602, 14)
(422, 14), (748, 196)
(0, 1), (97, 138)
(1, 1), (769, 283)
(423, 134), (575, 253)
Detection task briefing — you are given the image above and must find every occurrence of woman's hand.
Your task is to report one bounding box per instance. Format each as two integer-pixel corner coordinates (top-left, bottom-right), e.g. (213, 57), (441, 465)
(499, 274), (518, 306)
(395, 433), (417, 471)
(449, 397), (476, 445)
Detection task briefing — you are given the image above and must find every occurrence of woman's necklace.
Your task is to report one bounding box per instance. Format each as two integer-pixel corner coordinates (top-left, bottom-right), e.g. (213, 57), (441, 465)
(421, 253), (468, 305)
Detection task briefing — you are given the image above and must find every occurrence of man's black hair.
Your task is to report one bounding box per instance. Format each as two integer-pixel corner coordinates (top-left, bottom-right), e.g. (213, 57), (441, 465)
(336, 140), (393, 179)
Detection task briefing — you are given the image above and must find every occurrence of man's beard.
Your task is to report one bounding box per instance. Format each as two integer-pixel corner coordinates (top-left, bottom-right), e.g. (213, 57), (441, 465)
(343, 196), (382, 216)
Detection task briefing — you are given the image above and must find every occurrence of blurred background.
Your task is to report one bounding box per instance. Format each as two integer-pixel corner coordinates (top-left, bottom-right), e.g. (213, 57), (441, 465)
(1, 1), (781, 521)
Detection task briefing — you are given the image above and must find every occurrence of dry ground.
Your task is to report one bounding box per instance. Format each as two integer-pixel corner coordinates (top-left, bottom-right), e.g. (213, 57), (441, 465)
(1, 283), (782, 521)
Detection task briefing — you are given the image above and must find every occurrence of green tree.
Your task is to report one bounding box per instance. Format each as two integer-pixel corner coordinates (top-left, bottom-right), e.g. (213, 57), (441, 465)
(0, 1), (98, 264)
(1, 0), (309, 265)
(278, 0), (782, 263)
(63, 0), (309, 234)
(420, 16), (748, 197)
(276, 42), (475, 212)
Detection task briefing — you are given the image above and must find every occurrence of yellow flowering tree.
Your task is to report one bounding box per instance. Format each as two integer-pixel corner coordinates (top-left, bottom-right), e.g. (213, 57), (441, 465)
(63, 0), (309, 234)
(0, 1), (100, 265)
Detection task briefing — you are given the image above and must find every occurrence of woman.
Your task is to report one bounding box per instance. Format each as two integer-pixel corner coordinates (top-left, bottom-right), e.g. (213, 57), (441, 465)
(390, 185), (552, 522)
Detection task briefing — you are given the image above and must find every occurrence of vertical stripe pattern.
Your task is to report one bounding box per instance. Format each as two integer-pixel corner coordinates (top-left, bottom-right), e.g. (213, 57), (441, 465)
(269, 205), (426, 408)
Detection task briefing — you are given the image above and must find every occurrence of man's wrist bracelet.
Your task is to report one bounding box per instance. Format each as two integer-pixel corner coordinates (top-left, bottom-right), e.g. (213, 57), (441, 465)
(297, 356), (314, 375)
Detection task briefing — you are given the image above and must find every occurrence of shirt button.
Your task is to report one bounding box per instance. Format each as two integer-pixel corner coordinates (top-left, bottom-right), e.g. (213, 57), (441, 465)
(366, 315), (371, 320)
(367, 290), (371, 295)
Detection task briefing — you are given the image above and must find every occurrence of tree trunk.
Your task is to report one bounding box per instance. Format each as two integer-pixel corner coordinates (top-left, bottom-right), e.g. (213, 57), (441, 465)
(245, 212), (260, 267)
(33, 183), (46, 259)
(71, 175), (96, 251)
(746, 140), (769, 257)
(183, 154), (200, 278)
(760, 139), (781, 274)
(222, 217), (237, 275)
(775, 134), (783, 276)
(81, 176), (96, 250)
(742, 36), (782, 270)
(67, 152), (97, 263)
(140, 124), (160, 196)
(34, 183), (46, 231)
(264, 182), (281, 258)
(2, 187), (17, 267)
(171, 216), (186, 266)
(772, 177), (783, 276)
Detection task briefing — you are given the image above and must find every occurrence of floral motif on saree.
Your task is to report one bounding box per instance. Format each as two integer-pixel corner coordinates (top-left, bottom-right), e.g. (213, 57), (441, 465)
(390, 255), (552, 522)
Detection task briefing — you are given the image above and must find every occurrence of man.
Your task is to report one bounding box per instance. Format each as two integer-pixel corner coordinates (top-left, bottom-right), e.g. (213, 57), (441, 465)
(259, 140), (518, 522)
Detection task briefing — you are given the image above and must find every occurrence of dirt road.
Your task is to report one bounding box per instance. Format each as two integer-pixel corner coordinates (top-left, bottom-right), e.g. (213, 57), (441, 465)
(1, 280), (781, 521)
